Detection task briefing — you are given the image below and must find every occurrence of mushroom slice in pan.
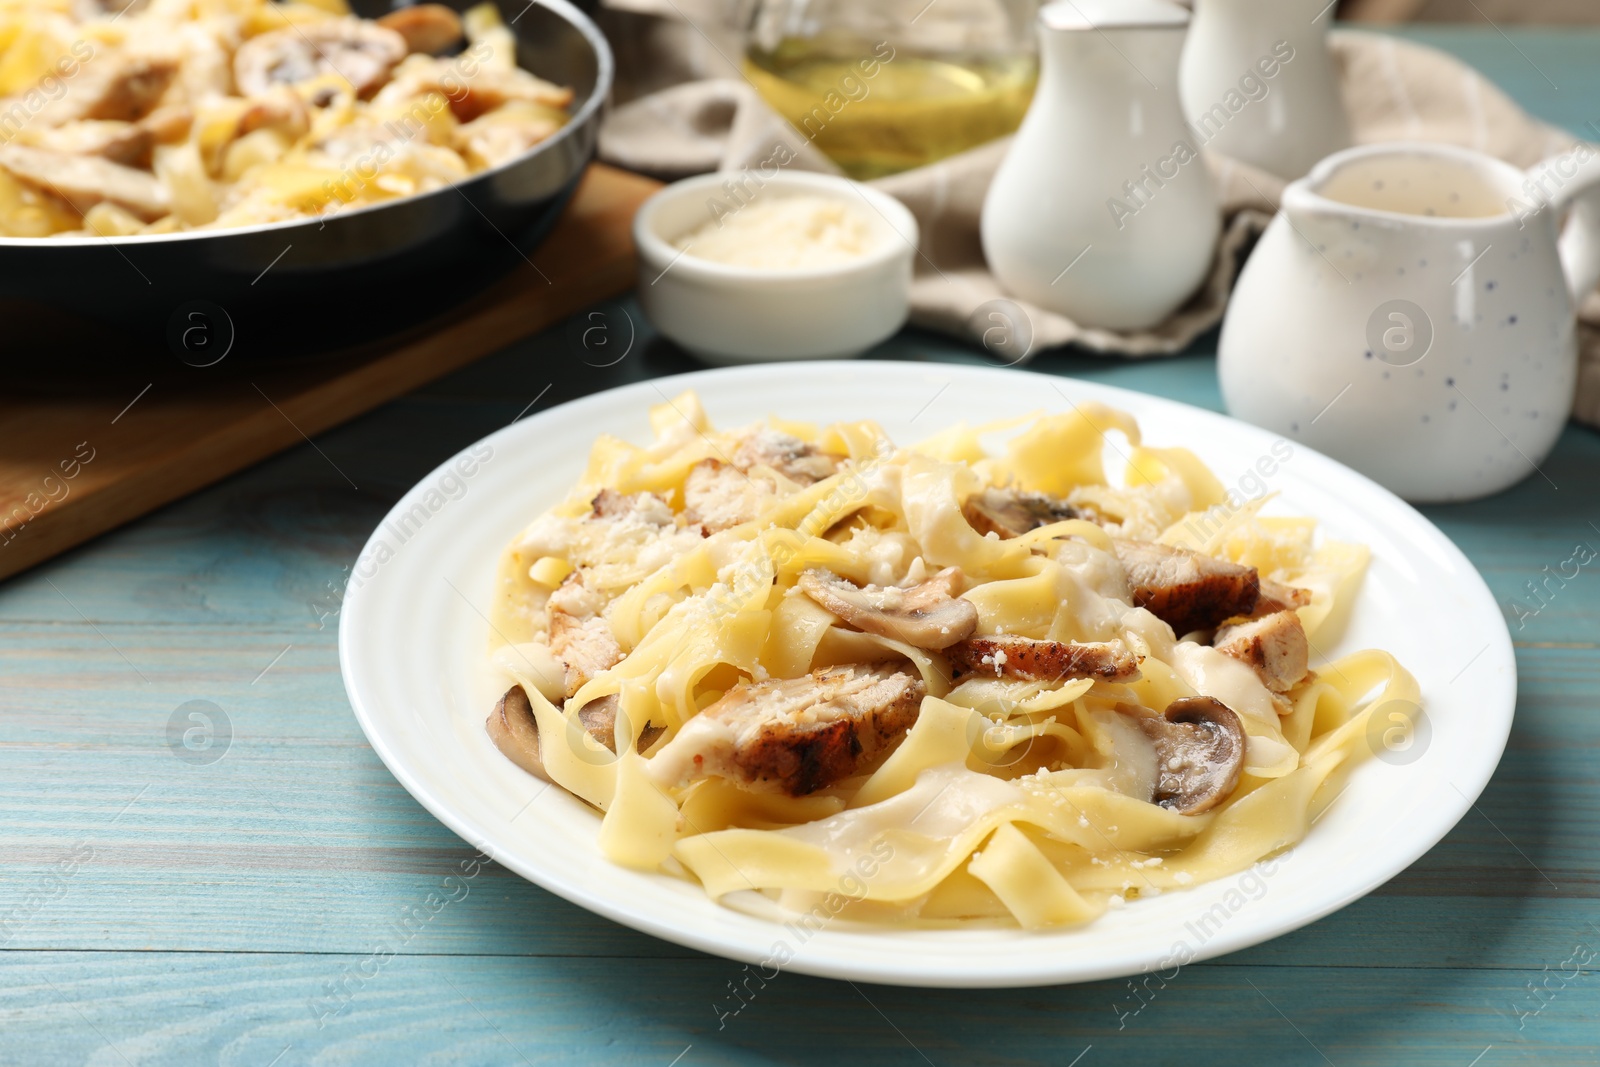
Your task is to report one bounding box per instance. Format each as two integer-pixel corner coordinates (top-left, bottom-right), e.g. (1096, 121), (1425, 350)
(650, 665), (925, 797)
(234, 19), (407, 99)
(1133, 696), (1246, 815)
(1214, 610), (1310, 693)
(798, 567), (978, 650)
(1111, 539), (1260, 635)
(486, 685), (662, 781)
(947, 636), (1141, 682)
(962, 487), (1087, 539)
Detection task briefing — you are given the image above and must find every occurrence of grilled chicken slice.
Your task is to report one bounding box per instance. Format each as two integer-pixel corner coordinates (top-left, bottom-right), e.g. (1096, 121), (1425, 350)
(732, 429), (842, 486)
(651, 665), (925, 796)
(31, 55), (177, 126)
(0, 144), (168, 220)
(588, 487), (659, 521)
(798, 567), (978, 651)
(962, 487), (1087, 539)
(947, 636), (1141, 682)
(1214, 610), (1310, 693)
(1255, 579), (1312, 616)
(681, 458), (774, 533)
(24, 121), (143, 167)
(1112, 539), (1260, 635)
(680, 430), (845, 530)
(546, 573), (623, 697)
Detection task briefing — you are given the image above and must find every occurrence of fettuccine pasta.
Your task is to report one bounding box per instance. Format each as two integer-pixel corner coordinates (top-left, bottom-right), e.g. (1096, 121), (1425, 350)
(483, 392), (1418, 930)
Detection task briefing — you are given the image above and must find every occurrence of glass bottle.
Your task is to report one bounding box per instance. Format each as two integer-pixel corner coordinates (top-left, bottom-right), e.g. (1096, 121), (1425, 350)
(743, 0), (1040, 179)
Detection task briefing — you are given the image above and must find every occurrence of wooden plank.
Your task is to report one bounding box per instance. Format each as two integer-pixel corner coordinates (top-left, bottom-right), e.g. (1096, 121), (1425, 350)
(0, 163), (663, 584)
(0, 954), (1593, 1065)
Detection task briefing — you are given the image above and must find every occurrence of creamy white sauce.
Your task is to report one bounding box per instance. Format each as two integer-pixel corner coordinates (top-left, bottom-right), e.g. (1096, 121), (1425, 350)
(784, 764), (1023, 856)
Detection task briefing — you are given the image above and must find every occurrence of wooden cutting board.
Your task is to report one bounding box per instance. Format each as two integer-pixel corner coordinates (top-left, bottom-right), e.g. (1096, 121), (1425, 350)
(0, 163), (662, 582)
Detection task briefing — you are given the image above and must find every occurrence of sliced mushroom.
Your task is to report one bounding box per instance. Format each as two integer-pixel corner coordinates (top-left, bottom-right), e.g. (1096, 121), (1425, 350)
(649, 664), (925, 796)
(486, 685), (661, 780)
(947, 636), (1141, 682)
(1133, 696), (1246, 815)
(962, 487), (1087, 539)
(577, 694), (667, 755)
(1112, 539), (1260, 635)
(0, 144), (169, 220)
(234, 19), (407, 99)
(377, 3), (465, 55)
(798, 567), (978, 650)
(487, 684), (548, 780)
(1214, 610), (1309, 693)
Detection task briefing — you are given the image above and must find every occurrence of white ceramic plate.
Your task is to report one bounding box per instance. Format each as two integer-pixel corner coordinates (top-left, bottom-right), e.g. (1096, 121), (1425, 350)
(339, 362), (1515, 988)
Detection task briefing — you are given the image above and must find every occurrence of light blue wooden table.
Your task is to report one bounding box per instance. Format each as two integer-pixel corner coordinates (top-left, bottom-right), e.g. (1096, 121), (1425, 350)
(3, 25), (1599, 1067)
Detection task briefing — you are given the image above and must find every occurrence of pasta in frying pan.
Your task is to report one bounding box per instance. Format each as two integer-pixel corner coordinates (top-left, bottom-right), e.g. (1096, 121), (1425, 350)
(483, 392), (1419, 929)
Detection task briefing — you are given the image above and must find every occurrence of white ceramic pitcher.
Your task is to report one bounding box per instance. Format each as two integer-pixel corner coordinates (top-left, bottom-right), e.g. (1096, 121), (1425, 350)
(1179, 0), (1350, 180)
(1220, 142), (1600, 502)
(981, 0), (1219, 332)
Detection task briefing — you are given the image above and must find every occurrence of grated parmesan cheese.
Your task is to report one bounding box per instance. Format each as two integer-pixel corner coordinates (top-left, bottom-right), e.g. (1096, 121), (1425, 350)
(675, 195), (878, 270)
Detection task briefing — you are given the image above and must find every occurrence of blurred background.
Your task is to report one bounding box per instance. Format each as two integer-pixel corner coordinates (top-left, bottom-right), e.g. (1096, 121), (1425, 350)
(1339, 0), (1599, 21)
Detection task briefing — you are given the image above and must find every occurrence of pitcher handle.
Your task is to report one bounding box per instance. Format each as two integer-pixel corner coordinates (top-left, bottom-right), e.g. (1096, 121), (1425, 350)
(1536, 146), (1600, 304)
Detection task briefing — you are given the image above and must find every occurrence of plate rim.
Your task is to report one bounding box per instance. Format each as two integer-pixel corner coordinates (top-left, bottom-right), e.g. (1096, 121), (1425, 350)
(339, 359), (1517, 988)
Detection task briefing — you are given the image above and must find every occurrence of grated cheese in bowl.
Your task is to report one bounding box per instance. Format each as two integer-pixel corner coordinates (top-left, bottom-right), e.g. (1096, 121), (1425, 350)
(673, 194), (879, 270)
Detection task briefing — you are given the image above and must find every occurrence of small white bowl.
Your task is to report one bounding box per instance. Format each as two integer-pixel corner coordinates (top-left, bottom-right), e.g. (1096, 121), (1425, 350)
(633, 171), (918, 365)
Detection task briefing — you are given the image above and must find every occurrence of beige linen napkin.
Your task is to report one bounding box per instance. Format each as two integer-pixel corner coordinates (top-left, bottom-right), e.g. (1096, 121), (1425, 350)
(597, 16), (1600, 428)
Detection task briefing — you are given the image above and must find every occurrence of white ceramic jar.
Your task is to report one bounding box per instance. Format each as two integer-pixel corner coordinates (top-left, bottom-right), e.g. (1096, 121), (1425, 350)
(1219, 142), (1600, 502)
(1179, 0), (1350, 181)
(980, 0), (1220, 333)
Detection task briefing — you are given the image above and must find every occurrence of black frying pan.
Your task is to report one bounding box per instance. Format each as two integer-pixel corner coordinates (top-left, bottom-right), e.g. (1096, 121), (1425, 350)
(0, 0), (611, 369)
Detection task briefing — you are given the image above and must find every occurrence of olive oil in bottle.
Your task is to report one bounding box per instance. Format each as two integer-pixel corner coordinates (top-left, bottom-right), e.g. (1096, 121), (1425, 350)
(745, 38), (1037, 180)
